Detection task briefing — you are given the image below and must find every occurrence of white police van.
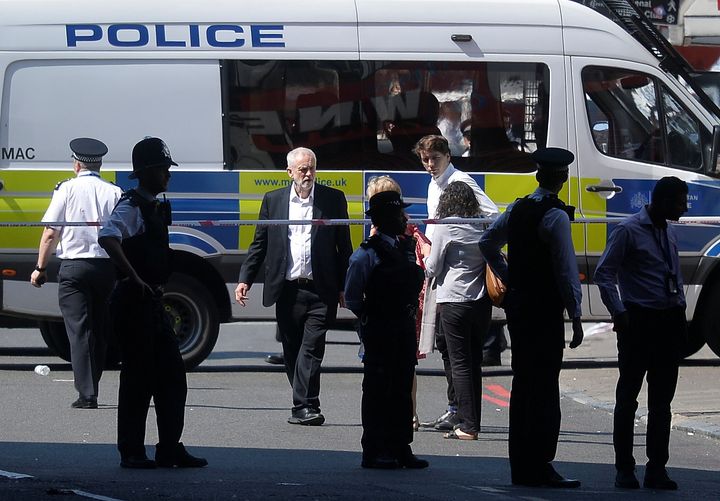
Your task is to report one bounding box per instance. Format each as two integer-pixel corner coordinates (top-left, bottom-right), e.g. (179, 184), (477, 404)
(1, 0), (719, 368)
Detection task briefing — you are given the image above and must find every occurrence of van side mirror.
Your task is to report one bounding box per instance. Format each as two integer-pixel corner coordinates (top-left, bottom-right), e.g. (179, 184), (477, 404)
(709, 125), (720, 176)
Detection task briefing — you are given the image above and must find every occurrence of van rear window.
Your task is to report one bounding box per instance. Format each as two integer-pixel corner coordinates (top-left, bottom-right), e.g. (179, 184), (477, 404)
(222, 60), (549, 172)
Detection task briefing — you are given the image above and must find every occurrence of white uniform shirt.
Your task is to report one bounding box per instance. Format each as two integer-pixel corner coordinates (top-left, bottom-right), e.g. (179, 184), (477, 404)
(42, 171), (123, 259)
(426, 163), (498, 240)
(98, 187), (156, 241)
(286, 184), (315, 280)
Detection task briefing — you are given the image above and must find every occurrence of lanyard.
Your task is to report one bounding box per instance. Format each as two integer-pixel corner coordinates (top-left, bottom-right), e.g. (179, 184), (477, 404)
(652, 225), (675, 275)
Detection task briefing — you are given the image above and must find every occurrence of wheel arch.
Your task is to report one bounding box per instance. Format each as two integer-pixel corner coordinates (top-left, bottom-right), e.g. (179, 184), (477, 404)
(172, 250), (232, 323)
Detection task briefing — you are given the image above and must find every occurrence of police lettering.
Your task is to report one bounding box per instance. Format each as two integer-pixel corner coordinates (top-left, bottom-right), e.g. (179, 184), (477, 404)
(1, 147), (35, 160)
(66, 24), (285, 48)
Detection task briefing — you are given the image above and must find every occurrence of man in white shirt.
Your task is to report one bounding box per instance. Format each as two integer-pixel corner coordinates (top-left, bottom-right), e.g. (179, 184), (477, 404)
(414, 134), (498, 431)
(236, 147), (353, 426)
(30, 138), (122, 409)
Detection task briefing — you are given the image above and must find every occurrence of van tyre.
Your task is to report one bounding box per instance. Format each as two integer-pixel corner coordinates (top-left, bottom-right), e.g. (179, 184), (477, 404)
(690, 281), (720, 358)
(38, 320), (71, 362)
(162, 273), (220, 370)
(38, 320), (121, 368)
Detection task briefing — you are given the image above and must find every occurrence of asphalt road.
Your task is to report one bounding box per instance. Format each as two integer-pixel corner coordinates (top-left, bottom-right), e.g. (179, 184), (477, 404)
(1, 323), (719, 500)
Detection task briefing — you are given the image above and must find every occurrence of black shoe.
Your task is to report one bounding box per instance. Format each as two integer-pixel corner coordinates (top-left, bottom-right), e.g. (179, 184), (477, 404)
(434, 412), (460, 431)
(397, 453), (429, 469)
(615, 470), (640, 489)
(643, 469), (677, 490)
(155, 443), (208, 468)
(120, 455), (156, 469)
(543, 466), (581, 488)
(419, 410), (452, 428)
(288, 408), (325, 426)
(265, 353), (284, 365)
(361, 454), (399, 469)
(71, 397), (98, 409)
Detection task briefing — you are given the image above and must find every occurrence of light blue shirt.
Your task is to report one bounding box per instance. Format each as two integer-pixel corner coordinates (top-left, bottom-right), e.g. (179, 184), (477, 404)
(478, 187), (582, 319)
(344, 232), (397, 316)
(593, 206), (686, 316)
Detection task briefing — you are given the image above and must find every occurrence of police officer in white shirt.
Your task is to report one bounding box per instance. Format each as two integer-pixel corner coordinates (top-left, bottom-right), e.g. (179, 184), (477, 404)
(31, 138), (123, 409)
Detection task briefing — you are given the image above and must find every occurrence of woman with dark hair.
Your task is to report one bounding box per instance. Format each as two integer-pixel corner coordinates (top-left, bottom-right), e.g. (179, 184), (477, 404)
(424, 181), (492, 440)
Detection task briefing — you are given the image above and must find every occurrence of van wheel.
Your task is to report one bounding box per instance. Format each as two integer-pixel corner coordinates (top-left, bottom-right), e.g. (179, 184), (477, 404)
(38, 320), (121, 368)
(38, 320), (71, 361)
(162, 273), (220, 370)
(691, 281), (720, 358)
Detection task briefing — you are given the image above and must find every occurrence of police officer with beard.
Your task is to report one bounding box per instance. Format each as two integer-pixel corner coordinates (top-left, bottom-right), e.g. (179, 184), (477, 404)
(99, 137), (206, 469)
(345, 191), (428, 470)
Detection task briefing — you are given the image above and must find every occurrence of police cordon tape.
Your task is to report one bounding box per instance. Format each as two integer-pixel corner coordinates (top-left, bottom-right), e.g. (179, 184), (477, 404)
(2, 217), (720, 227)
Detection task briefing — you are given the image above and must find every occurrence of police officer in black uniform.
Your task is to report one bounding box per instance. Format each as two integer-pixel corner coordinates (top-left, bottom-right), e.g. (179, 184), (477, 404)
(98, 137), (207, 469)
(345, 191), (429, 470)
(31, 138), (122, 409)
(479, 148), (584, 487)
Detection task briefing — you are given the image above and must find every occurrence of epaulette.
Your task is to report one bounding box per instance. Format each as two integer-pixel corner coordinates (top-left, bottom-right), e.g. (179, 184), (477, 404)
(118, 189), (141, 207)
(54, 178), (72, 190)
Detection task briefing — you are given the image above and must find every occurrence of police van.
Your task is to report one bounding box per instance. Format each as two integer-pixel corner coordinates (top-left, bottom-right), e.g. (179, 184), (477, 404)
(1, 0), (719, 368)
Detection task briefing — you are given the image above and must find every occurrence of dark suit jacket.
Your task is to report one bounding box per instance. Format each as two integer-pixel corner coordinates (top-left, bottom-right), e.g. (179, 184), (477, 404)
(238, 183), (353, 307)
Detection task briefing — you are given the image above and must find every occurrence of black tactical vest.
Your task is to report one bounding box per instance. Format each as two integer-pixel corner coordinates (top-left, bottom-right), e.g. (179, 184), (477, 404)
(360, 234), (424, 365)
(507, 194), (574, 313)
(119, 189), (173, 285)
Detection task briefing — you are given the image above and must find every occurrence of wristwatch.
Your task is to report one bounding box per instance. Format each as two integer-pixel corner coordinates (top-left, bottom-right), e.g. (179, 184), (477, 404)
(35, 265), (46, 272)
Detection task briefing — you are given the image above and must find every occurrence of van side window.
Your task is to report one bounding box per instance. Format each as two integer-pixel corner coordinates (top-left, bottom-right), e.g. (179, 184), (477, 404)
(582, 67), (664, 164)
(662, 85), (702, 170)
(582, 66), (703, 171)
(222, 60), (548, 172)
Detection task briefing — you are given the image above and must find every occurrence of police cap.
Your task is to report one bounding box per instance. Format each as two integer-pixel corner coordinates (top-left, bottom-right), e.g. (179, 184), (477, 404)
(130, 137), (178, 179)
(531, 147), (574, 172)
(70, 138), (108, 163)
(365, 190), (411, 216)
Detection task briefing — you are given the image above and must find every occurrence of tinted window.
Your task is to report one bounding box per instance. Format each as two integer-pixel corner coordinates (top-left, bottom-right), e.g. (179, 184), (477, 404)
(222, 60), (548, 172)
(582, 66), (704, 171)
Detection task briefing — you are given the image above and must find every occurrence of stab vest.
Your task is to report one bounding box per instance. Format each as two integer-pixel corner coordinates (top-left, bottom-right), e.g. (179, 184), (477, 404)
(360, 234), (424, 365)
(507, 194), (574, 313)
(119, 189), (173, 285)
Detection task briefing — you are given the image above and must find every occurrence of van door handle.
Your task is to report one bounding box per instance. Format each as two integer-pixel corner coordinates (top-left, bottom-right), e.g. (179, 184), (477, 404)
(586, 185), (622, 193)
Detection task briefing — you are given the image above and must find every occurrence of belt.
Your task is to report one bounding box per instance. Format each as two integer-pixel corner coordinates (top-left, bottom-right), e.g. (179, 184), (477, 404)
(287, 278), (314, 289)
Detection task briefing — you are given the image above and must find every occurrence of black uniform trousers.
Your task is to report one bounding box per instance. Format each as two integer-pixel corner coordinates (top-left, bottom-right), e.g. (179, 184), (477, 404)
(276, 281), (336, 412)
(58, 259), (115, 399)
(506, 300), (565, 481)
(440, 296), (493, 434)
(111, 280), (187, 458)
(614, 303), (685, 474)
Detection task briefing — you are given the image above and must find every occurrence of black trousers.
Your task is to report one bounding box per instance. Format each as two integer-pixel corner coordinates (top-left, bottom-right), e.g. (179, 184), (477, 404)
(440, 296), (492, 434)
(58, 259), (115, 399)
(614, 303), (685, 473)
(434, 304), (457, 409)
(111, 281), (187, 458)
(361, 361), (415, 460)
(506, 301), (565, 479)
(276, 281), (336, 412)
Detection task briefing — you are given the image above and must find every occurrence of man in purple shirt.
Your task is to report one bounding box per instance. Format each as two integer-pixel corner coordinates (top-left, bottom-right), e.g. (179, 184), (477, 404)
(594, 176), (689, 491)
